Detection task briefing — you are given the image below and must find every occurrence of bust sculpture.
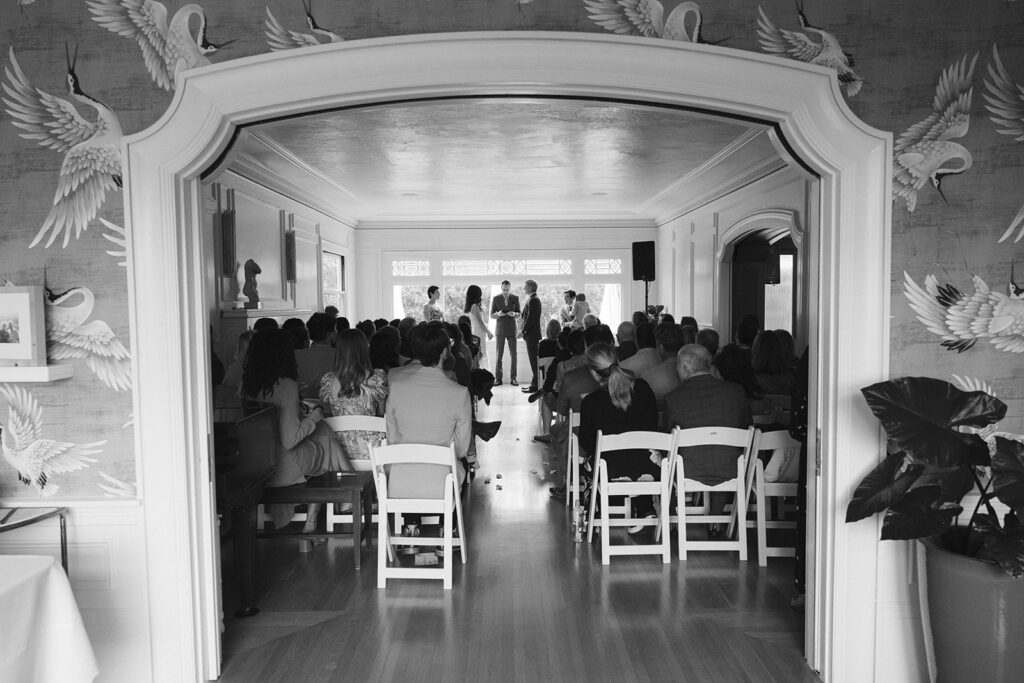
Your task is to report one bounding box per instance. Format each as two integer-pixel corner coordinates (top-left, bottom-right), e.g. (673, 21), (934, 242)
(242, 258), (261, 309)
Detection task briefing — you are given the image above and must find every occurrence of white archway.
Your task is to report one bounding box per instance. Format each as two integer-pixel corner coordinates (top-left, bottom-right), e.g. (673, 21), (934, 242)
(123, 33), (891, 682)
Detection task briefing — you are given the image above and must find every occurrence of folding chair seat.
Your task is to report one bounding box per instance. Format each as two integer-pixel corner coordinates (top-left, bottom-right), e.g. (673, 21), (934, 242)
(369, 443), (467, 589)
(535, 357), (554, 437)
(586, 430), (673, 564)
(322, 415), (386, 531)
(745, 428), (801, 566)
(565, 411), (581, 510)
(671, 426), (756, 561)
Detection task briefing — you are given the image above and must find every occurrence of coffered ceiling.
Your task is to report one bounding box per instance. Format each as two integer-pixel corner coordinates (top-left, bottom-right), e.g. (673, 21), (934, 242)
(223, 97), (785, 226)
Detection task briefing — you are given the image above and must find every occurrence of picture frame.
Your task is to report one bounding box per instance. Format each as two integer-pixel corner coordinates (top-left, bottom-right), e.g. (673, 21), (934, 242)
(0, 286), (47, 367)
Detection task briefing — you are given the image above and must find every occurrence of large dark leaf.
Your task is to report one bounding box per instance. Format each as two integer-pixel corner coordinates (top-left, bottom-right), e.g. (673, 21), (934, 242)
(912, 464), (976, 503)
(846, 453), (923, 523)
(974, 513), (1024, 579)
(991, 437), (1024, 519)
(880, 485), (962, 540)
(861, 377), (1005, 467)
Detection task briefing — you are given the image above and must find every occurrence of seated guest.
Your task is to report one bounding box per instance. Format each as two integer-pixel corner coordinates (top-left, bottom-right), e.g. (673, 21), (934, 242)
(551, 328), (588, 395)
(680, 324), (698, 346)
(324, 305), (339, 318)
(577, 342), (660, 526)
(446, 322), (473, 388)
(714, 343), (762, 403)
(620, 322), (659, 375)
(697, 328), (724, 380)
(615, 321), (637, 361)
(319, 329), (389, 470)
(572, 292), (590, 328)
(752, 330), (796, 396)
(374, 318), (389, 331)
(253, 317), (279, 332)
(355, 319), (376, 340)
(639, 323), (686, 411)
(386, 323), (472, 495)
(659, 313), (675, 325)
(335, 316), (351, 334)
(295, 312), (336, 398)
(548, 325), (613, 499)
(242, 329), (342, 531)
(397, 316), (417, 359)
(369, 326), (402, 371)
(679, 316), (698, 330)
(775, 328), (799, 372)
(283, 317), (309, 350)
(539, 319), (561, 359)
(632, 310), (649, 327)
(529, 326), (573, 404)
(582, 313), (600, 329)
(389, 318), (401, 328)
(663, 344), (752, 500)
(222, 330), (252, 388)
(732, 314), (761, 361)
(458, 319), (481, 369)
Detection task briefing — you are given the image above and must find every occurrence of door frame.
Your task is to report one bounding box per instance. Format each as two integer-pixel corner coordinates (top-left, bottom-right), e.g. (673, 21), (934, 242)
(121, 32), (891, 681)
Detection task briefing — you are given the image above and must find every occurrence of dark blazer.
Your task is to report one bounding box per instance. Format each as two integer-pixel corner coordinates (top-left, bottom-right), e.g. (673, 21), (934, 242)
(662, 373), (752, 485)
(521, 294), (542, 340)
(490, 293), (520, 335)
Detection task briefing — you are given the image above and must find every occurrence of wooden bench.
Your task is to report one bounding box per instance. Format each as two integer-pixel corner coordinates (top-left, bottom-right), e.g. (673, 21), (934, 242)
(258, 471), (374, 569)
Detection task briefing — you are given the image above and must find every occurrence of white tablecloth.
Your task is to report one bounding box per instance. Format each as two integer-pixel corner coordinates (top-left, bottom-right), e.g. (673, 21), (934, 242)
(0, 555), (98, 683)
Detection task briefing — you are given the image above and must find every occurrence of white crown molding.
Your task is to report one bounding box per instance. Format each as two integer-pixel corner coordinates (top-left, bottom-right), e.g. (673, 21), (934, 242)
(357, 217), (655, 230)
(655, 152), (788, 224)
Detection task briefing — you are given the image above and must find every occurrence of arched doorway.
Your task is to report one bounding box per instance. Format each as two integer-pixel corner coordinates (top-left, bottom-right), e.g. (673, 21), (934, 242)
(123, 33), (890, 681)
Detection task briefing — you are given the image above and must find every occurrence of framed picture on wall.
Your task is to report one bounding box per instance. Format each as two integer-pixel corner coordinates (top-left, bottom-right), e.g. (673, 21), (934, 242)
(0, 286), (47, 367)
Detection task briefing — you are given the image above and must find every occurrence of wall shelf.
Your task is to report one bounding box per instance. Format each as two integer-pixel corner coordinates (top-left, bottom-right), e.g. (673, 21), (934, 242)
(0, 365), (74, 382)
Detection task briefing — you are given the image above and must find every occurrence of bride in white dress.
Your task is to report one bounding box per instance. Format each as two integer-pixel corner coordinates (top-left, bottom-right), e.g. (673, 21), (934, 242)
(464, 284), (493, 371)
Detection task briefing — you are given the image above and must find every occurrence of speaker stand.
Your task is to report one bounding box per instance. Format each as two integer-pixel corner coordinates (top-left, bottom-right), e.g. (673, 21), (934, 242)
(643, 278), (650, 319)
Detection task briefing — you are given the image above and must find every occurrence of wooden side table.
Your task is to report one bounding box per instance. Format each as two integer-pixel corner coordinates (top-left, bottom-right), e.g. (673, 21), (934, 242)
(0, 507), (69, 574)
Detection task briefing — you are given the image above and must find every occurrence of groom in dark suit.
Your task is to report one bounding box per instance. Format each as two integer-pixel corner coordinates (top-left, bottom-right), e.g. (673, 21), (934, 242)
(490, 280), (520, 386)
(520, 279), (542, 392)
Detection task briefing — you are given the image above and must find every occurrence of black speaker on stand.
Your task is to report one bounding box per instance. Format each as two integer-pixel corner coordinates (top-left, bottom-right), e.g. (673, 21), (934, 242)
(632, 241), (656, 317)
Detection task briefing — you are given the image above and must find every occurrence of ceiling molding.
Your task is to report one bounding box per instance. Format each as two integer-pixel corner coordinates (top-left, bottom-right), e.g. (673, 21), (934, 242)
(656, 153), (788, 224)
(639, 128), (764, 212)
(357, 218), (656, 230)
(227, 155), (358, 227)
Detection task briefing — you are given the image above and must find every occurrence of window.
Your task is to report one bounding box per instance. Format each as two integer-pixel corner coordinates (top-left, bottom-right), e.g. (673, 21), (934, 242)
(584, 258), (622, 275)
(764, 254), (794, 331)
(441, 259), (571, 276)
(321, 251), (344, 312)
(393, 260), (430, 277)
(583, 283), (623, 330)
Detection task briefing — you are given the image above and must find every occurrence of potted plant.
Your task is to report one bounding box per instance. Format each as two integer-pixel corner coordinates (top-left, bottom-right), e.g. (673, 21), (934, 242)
(846, 376), (1024, 683)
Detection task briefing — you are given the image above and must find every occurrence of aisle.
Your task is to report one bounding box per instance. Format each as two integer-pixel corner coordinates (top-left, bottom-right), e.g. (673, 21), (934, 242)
(218, 386), (817, 682)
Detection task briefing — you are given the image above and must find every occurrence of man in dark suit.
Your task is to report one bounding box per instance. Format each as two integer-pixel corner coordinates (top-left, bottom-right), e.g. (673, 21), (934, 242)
(490, 279), (521, 386)
(663, 344), (752, 487)
(520, 279), (542, 392)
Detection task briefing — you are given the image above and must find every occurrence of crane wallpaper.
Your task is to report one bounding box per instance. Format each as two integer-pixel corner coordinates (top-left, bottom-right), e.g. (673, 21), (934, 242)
(0, 0), (1022, 499)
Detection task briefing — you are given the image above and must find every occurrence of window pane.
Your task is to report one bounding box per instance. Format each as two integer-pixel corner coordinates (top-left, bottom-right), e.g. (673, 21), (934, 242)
(764, 255), (794, 331)
(584, 258), (622, 275)
(442, 259), (572, 277)
(583, 283), (623, 330)
(322, 252), (342, 291)
(392, 260), (430, 277)
(537, 283), (572, 328)
(395, 285), (428, 320)
(444, 284), (470, 324)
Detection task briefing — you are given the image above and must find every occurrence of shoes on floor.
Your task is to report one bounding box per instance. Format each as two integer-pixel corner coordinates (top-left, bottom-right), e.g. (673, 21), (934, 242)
(527, 390), (544, 403)
(510, 379), (519, 386)
(521, 385), (538, 393)
(533, 434), (551, 444)
(493, 378), (503, 386)
(549, 486), (566, 500)
(628, 513), (657, 535)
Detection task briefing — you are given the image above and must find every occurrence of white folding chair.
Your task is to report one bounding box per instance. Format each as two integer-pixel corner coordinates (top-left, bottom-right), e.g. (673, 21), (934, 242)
(586, 430), (673, 564)
(565, 411), (581, 510)
(535, 357), (554, 436)
(369, 443), (467, 589)
(746, 428), (801, 566)
(671, 426), (756, 561)
(323, 415), (387, 531)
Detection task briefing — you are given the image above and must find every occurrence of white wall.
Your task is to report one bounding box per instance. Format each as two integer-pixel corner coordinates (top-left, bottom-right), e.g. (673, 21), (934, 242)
(657, 168), (807, 337)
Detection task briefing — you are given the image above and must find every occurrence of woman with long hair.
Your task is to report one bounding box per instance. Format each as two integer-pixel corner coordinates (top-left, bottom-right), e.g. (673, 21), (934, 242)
(242, 329), (341, 534)
(319, 329), (389, 470)
(423, 285), (443, 322)
(577, 342), (660, 490)
(464, 284), (493, 370)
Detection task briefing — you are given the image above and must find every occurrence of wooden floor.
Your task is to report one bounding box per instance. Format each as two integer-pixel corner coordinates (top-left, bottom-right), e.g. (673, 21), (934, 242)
(217, 388), (819, 682)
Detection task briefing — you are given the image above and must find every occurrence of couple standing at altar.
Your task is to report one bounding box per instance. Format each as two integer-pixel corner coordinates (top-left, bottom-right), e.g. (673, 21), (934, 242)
(488, 279), (541, 391)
